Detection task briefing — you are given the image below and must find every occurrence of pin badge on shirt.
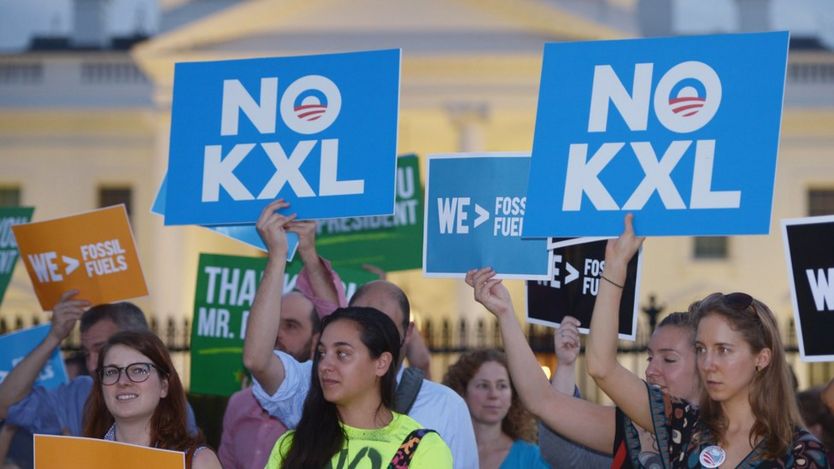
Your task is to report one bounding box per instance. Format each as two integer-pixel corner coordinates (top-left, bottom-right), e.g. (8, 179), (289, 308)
(699, 445), (727, 468)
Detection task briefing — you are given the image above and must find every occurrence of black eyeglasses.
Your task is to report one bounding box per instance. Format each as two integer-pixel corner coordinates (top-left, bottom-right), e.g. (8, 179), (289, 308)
(99, 362), (161, 386)
(722, 292), (754, 313)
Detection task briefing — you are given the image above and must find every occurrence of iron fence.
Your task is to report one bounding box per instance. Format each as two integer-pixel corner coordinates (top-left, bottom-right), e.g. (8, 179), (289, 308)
(2, 307), (833, 448)
(2, 306), (832, 388)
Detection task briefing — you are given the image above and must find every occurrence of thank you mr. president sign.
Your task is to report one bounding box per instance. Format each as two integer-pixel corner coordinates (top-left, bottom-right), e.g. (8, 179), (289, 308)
(165, 49), (400, 225)
(524, 32), (789, 237)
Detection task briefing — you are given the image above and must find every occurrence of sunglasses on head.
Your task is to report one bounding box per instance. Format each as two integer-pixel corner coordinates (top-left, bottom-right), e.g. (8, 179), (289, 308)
(722, 292), (754, 313)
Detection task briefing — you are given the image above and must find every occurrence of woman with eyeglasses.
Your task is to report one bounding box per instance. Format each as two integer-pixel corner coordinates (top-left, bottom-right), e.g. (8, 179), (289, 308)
(580, 214), (829, 468)
(266, 306), (452, 468)
(83, 331), (221, 469)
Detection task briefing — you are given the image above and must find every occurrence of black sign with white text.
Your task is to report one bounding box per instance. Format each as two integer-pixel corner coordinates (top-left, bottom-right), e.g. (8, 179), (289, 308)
(526, 238), (641, 340)
(782, 216), (834, 361)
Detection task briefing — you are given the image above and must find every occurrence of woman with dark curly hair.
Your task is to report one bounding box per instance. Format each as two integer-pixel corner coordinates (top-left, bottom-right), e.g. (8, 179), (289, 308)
(444, 349), (550, 469)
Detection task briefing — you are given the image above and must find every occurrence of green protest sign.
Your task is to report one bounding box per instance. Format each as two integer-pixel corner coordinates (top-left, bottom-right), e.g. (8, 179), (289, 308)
(0, 207), (34, 305)
(310, 154), (423, 272)
(190, 253), (379, 396)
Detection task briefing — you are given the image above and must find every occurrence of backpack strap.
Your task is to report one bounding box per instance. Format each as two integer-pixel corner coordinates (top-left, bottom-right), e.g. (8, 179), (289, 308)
(388, 428), (437, 468)
(393, 367), (424, 414)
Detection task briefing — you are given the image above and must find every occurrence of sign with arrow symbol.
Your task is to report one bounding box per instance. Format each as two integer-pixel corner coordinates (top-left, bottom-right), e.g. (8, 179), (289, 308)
(423, 153), (550, 278)
(526, 237), (642, 340)
(12, 205), (148, 310)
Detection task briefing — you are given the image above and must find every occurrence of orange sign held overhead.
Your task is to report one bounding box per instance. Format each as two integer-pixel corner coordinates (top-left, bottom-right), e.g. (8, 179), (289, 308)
(12, 205), (148, 310)
(34, 434), (185, 469)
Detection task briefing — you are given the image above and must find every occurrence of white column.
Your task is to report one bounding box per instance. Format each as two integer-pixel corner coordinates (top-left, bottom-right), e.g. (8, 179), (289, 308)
(447, 102), (490, 348)
(147, 85), (190, 324)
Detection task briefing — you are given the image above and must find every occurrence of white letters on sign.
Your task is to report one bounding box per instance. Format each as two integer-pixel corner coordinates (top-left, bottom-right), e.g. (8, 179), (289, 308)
(204, 75), (363, 202)
(566, 61), (737, 211)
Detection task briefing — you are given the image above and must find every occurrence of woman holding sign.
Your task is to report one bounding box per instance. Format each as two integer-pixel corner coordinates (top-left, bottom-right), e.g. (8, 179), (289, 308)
(464, 281), (700, 466)
(467, 215), (829, 467)
(84, 331), (221, 469)
(580, 215), (828, 468)
(253, 199), (451, 468)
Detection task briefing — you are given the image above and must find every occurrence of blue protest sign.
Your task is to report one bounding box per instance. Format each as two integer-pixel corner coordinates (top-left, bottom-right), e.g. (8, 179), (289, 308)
(423, 154), (550, 279)
(151, 177), (299, 259)
(524, 32), (789, 237)
(165, 49), (400, 226)
(0, 325), (68, 389)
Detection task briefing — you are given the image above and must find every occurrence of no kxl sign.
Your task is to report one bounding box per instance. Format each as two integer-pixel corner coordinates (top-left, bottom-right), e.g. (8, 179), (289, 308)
(524, 32), (789, 237)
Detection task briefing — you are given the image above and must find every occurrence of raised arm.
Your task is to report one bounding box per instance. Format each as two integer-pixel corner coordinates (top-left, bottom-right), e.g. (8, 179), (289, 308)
(0, 290), (89, 418)
(242, 199), (295, 395)
(288, 221), (345, 314)
(585, 214), (652, 431)
(466, 269), (615, 453)
(539, 315), (616, 465)
(551, 316), (581, 395)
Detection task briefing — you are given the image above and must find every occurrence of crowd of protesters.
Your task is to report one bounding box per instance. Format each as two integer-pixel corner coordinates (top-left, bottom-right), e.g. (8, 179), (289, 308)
(1, 207), (833, 468)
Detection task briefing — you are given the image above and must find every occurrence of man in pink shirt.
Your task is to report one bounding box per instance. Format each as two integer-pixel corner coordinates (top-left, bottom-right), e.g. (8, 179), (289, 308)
(218, 221), (346, 469)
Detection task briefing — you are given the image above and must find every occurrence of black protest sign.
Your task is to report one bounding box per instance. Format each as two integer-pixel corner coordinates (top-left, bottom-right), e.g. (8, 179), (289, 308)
(782, 216), (834, 361)
(526, 238), (641, 340)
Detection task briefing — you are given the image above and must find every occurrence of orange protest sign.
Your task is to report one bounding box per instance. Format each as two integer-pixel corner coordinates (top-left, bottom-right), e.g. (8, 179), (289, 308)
(34, 434), (185, 469)
(12, 205), (148, 310)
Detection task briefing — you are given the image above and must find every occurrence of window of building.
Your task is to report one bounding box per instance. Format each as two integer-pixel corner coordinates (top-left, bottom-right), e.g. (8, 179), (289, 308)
(693, 236), (728, 260)
(98, 186), (133, 219)
(0, 187), (21, 207)
(809, 189), (834, 216)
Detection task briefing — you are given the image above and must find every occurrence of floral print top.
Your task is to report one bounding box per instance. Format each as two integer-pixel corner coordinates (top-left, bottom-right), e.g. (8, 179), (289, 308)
(644, 383), (830, 468)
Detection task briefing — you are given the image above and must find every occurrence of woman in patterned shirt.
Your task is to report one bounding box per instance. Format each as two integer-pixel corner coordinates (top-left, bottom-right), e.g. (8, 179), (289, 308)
(586, 214), (829, 468)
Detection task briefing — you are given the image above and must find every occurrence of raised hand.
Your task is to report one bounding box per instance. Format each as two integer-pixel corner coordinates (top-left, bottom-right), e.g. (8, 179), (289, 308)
(465, 267), (513, 318)
(255, 199), (297, 259)
(555, 315), (581, 367)
(49, 289), (90, 342)
(604, 213), (645, 269)
(286, 220), (316, 257)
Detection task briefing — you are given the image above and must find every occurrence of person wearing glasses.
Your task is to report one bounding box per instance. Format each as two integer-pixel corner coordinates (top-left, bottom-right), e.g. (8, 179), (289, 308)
(83, 330), (221, 469)
(0, 296), (198, 468)
(577, 215), (828, 468)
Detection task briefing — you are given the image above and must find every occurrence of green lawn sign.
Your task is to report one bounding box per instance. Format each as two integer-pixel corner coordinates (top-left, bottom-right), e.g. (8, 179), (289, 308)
(310, 154), (424, 272)
(0, 207), (34, 305)
(190, 253), (380, 396)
